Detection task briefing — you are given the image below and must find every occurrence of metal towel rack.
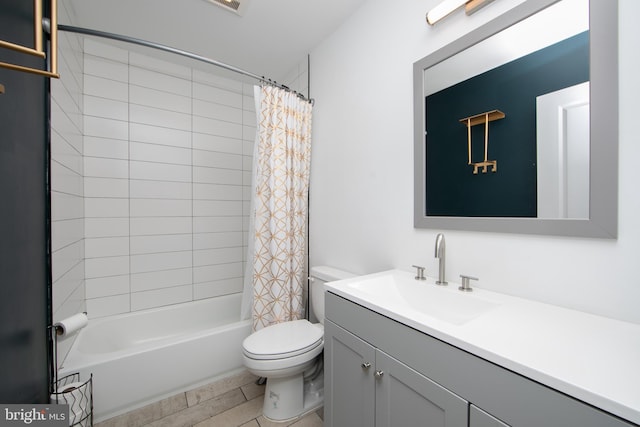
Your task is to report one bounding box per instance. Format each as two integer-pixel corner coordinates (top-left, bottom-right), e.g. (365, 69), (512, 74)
(0, 0), (59, 78)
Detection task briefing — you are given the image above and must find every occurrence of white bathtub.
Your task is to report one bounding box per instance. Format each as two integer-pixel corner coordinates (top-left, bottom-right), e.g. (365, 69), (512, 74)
(59, 294), (252, 422)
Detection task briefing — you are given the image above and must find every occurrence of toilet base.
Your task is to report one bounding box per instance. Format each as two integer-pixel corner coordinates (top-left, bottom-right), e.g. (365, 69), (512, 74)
(262, 373), (324, 422)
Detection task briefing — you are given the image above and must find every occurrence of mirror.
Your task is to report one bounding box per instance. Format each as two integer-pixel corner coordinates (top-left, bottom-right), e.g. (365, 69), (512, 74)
(413, 0), (618, 238)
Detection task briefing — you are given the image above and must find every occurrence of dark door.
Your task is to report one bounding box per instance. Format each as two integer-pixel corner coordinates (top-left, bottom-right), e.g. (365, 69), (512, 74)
(0, 0), (52, 403)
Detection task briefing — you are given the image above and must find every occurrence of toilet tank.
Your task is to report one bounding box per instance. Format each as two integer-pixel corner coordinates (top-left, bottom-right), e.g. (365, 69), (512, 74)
(309, 266), (355, 324)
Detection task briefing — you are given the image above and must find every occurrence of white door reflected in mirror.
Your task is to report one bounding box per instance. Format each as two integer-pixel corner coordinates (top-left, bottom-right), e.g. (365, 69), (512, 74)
(536, 82), (590, 219)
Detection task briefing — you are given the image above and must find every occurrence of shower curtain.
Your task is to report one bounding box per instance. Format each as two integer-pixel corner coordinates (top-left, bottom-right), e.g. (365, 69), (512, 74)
(241, 85), (313, 331)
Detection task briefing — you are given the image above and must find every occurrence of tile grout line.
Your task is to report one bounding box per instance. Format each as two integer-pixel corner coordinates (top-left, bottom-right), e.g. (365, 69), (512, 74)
(127, 48), (132, 314)
(191, 66), (195, 303)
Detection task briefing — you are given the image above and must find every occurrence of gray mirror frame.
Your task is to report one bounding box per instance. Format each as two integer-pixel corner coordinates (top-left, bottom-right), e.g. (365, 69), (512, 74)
(414, 0), (618, 238)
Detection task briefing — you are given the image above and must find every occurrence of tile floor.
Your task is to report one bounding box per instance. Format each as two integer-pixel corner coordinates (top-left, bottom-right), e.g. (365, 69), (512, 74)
(95, 371), (323, 427)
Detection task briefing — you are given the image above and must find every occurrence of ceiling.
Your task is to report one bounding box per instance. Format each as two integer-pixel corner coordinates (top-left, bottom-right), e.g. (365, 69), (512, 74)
(64, 0), (367, 81)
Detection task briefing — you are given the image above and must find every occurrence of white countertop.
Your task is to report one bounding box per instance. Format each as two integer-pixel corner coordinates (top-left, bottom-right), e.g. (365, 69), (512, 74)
(325, 269), (640, 425)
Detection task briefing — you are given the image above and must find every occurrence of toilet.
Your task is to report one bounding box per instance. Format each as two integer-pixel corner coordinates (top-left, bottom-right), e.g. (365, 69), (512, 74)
(242, 266), (355, 422)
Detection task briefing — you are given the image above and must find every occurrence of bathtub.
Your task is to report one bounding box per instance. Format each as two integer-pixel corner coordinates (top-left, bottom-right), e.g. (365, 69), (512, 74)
(59, 294), (252, 422)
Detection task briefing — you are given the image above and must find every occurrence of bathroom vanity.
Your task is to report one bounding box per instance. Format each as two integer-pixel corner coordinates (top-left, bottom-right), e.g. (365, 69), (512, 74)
(323, 270), (640, 427)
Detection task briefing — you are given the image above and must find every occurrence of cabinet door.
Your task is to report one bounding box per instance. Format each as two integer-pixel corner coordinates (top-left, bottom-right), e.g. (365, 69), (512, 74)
(375, 350), (468, 427)
(324, 320), (376, 427)
(470, 405), (510, 427)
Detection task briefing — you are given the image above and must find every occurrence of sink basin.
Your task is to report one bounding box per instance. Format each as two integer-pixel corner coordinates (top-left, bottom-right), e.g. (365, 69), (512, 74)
(339, 270), (501, 325)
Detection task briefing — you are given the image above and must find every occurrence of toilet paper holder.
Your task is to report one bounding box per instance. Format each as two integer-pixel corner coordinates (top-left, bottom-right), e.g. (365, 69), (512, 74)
(51, 372), (93, 427)
(54, 312), (88, 338)
(50, 312), (93, 425)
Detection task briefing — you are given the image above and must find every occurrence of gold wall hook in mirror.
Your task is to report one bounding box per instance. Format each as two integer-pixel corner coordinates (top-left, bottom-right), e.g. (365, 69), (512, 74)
(460, 109), (505, 174)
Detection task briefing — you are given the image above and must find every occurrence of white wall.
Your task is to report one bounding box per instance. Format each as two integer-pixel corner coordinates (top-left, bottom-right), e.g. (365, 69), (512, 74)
(51, 1), (86, 366)
(309, 0), (640, 324)
(283, 56), (310, 99)
(81, 39), (256, 318)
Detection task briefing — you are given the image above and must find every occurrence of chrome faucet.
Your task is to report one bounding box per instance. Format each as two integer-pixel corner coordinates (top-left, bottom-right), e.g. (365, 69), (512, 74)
(435, 233), (447, 285)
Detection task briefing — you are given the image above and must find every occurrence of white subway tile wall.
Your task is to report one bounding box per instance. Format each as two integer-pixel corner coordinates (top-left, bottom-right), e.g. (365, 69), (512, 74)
(50, 1), (86, 366)
(52, 32), (308, 330)
(82, 39), (256, 318)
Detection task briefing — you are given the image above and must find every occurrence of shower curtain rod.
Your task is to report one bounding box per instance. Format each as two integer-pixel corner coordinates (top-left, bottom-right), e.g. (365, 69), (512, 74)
(57, 24), (312, 103)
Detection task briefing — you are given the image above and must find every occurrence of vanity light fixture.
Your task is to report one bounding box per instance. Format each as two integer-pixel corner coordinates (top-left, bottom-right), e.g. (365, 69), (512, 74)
(465, 0), (496, 15)
(426, 0), (496, 25)
(426, 0), (467, 25)
(203, 0), (249, 16)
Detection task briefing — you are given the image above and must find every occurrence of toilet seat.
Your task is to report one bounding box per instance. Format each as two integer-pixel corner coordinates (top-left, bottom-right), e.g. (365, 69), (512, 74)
(242, 319), (323, 360)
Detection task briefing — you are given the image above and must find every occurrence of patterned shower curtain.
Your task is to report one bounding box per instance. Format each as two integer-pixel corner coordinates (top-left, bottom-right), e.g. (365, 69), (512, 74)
(251, 85), (313, 331)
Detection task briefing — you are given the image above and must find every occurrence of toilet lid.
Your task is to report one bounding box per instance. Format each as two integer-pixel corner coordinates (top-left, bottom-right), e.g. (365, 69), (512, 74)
(243, 319), (324, 360)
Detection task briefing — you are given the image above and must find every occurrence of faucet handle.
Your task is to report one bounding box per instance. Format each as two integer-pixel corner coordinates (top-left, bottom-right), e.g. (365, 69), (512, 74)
(459, 275), (478, 292)
(411, 265), (426, 280)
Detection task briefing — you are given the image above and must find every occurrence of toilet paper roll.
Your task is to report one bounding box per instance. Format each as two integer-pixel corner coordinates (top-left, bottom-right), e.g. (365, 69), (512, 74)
(51, 381), (88, 425)
(54, 313), (88, 338)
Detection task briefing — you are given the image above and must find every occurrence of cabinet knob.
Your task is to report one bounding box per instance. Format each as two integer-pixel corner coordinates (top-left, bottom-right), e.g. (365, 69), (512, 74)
(361, 362), (371, 369)
(374, 370), (384, 379)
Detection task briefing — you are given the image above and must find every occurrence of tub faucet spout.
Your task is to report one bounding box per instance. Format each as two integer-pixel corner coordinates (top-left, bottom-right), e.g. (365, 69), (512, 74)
(435, 233), (447, 285)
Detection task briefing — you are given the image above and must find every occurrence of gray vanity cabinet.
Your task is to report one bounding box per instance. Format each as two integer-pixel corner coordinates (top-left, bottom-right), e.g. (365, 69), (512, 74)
(324, 320), (375, 427)
(375, 348), (468, 426)
(325, 320), (468, 427)
(469, 406), (510, 427)
(325, 292), (637, 427)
